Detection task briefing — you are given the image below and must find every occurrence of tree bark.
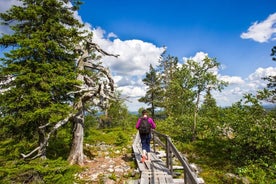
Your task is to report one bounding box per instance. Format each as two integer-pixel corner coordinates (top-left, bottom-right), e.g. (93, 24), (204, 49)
(67, 110), (84, 165)
(192, 91), (201, 141)
(67, 39), (117, 165)
(38, 128), (47, 159)
(67, 45), (85, 165)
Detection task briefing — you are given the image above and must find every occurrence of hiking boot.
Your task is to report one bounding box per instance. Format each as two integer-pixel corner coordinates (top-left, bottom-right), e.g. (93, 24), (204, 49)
(141, 155), (147, 163)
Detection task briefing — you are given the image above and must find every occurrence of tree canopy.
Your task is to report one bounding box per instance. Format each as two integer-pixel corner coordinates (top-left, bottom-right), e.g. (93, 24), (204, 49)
(0, 0), (85, 159)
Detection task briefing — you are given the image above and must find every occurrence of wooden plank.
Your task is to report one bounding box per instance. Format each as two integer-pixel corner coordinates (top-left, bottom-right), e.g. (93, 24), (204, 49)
(165, 175), (175, 184)
(133, 132), (176, 184)
(173, 178), (185, 184)
(140, 172), (150, 184)
(156, 173), (166, 183)
(151, 159), (170, 173)
(140, 171), (175, 184)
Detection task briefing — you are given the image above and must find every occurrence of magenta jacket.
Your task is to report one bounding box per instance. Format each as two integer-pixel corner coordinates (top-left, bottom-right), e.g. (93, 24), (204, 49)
(136, 117), (156, 129)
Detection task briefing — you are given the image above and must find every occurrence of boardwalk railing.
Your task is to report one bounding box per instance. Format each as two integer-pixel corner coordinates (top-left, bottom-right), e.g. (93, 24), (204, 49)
(133, 132), (175, 183)
(152, 130), (204, 184)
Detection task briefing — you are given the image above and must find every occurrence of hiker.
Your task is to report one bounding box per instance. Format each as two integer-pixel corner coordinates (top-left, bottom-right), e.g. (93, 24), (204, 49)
(135, 109), (156, 162)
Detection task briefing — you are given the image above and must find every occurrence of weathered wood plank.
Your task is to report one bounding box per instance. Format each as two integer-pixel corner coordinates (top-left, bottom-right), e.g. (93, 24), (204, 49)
(140, 172), (150, 184)
(133, 132), (175, 184)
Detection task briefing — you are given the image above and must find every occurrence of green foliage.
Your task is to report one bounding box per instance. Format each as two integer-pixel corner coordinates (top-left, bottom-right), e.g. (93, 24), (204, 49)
(164, 65), (195, 116)
(139, 64), (164, 118)
(46, 126), (72, 159)
(221, 99), (276, 164)
(0, 138), (36, 160)
(106, 92), (130, 128)
(0, 158), (81, 184)
(0, 0), (85, 159)
(114, 132), (128, 146)
(85, 128), (135, 146)
(156, 91), (275, 183)
(155, 115), (194, 141)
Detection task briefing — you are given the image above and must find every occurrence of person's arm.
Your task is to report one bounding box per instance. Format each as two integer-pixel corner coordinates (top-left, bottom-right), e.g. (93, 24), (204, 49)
(135, 118), (141, 129)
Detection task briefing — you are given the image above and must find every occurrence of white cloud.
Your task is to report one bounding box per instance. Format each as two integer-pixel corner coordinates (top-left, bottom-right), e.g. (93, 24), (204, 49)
(180, 52), (275, 108)
(219, 75), (244, 84)
(182, 51), (219, 75)
(2, 1), (275, 112)
(90, 27), (165, 111)
(183, 51), (208, 63)
(93, 28), (165, 76)
(247, 67), (276, 80)
(214, 67), (276, 107)
(241, 12), (276, 43)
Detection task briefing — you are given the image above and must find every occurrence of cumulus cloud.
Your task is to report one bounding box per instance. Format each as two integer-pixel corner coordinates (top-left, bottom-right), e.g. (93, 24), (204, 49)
(182, 51), (219, 75)
(87, 26), (166, 111)
(91, 27), (165, 95)
(219, 75), (244, 84)
(183, 51), (208, 63)
(214, 67), (276, 107)
(182, 52), (276, 107)
(247, 67), (276, 80)
(93, 28), (165, 75)
(241, 12), (276, 43)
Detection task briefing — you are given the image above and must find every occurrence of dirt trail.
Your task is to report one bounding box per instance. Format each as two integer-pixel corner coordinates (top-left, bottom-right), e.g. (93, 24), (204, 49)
(76, 144), (138, 184)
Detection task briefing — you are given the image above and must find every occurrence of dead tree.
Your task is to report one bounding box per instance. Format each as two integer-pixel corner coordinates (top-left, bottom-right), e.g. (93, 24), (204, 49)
(67, 39), (118, 165)
(21, 39), (118, 163)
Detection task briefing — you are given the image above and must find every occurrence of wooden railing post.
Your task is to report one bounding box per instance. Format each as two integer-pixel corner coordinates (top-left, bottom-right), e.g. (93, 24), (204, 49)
(166, 136), (173, 175)
(151, 130), (204, 184)
(165, 136), (169, 169)
(152, 132), (156, 153)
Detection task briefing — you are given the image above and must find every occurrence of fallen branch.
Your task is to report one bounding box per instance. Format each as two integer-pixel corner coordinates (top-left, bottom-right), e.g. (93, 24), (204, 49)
(21, 113), (75, 160)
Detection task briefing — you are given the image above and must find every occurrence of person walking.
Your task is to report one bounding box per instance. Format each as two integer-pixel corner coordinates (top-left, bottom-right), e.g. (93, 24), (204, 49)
(135, 109), (156, 163)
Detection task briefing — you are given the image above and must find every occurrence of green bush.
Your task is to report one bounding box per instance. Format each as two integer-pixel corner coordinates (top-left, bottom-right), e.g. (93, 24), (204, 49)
(0, 158), (81, 184)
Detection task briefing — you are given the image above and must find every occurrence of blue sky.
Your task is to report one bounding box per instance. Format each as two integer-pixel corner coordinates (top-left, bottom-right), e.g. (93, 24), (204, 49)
(1, 0), (276, 111)
(79, 0), (275, 77)
(78, 0), (276, 111)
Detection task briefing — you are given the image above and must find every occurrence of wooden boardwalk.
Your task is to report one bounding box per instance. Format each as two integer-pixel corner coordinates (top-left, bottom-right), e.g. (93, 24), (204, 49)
(132, 131), (205, 184)
(132, 132), (182, 184)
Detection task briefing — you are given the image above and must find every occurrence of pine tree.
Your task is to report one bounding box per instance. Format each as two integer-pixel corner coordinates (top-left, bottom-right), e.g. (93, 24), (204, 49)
(164, 64), (195, 116)
(0, 0), (84, 159)
(138, 64), (163, 119)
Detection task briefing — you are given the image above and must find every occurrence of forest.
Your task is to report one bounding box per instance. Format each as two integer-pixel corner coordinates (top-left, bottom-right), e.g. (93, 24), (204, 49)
(0, 0), (275, 183)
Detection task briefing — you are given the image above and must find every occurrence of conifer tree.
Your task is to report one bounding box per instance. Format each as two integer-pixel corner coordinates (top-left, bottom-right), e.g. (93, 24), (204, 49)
(158, 54), (178, 90)
(157, 54), (179, 115)
(200, 87), (218, 117)
(0, 0), (84, 159)
(164, 64), (195, 116)
(138, 64), (163, 119)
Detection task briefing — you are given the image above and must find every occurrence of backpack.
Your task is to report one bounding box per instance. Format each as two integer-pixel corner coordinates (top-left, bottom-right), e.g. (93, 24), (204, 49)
(139, 117), (151, 135)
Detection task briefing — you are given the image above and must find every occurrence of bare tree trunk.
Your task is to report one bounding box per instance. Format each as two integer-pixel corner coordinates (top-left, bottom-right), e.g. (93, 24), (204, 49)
(68, 52), (85, 165)
(192, 91), (200, 141)
(67, 112), (84, 165)
(20, 39), (117, 161)
(67, 39), (117, 165)
(38, 128), (47, 159)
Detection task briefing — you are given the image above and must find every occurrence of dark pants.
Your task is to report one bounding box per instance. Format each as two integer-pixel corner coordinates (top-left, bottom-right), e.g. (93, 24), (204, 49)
(140, 133), (151, 152)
